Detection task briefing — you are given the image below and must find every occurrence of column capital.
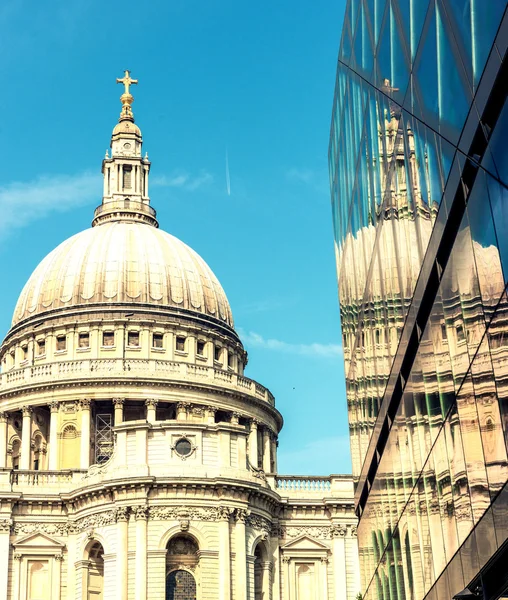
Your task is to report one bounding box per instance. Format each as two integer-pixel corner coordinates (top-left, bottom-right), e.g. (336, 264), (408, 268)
(217, 506), (232, 521)
(134, 505), (148, 521)
(145, 398), (159, 408)
(282, 555), (290, 564)
(330, 524), (346, 538)
(231, 412), (241, 424)
(113, 398), (125, 406)
(177, 402), (192, 411)
(235, 508), (249, 523)
(22, 406), (33, 417)
(250, 418), (259, 429)
(0, 412), (7, 422)
(50, 401), (59, 414)
(80, 398), (92, 410)
(115, 506), (129, 522)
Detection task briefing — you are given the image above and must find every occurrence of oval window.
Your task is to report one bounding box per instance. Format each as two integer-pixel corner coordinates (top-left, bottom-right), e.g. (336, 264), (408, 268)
(175, 438), (192, 457)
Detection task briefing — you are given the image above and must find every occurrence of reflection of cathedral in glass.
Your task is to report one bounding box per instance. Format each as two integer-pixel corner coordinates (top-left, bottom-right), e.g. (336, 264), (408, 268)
(330, 1), (508, 599)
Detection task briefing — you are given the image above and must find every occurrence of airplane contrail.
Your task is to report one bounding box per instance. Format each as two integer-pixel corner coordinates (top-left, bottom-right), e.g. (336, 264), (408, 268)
(226, 148), (231, 196)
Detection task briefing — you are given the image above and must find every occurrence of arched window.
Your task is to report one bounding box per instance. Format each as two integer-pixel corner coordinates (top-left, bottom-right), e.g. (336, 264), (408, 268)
(33, 433), (43, 470)
(11, 438), (21, 470)
(61, 425), (78, 469)
(83, 540), (104, 599)
(166, 535), (199, 600)
(253, 542), (270, 600)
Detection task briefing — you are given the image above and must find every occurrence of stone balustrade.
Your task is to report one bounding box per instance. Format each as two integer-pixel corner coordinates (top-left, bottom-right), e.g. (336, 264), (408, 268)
(276, 475), (355, 497)
(0, 468), (87, 493)
(0, 358), (275, 405)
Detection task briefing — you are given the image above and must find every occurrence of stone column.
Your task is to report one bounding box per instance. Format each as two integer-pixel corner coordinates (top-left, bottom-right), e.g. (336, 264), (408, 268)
(49, 402), (59, 470)
(0, 414), (7, 469)
(116, 507), (129, 600)
(135, 506), (148, 600)
(80, 399), (91, 469)
(282, 556), (290, 600)
(145, 399), (158, 424)
(0, 518), (11, 600)
(113, 398), (124, 426)
(207, 407), (217, 424)
(176, 402), (189, 421)
(331, 524), (347, 600)
(321, 557), (329, 600)
(235, 509), (248, 599)
(218, 507), (231, 600)
(248, 419), (259, 469)
(271, 434), (278, 474)
(21, 406), (32, 470)
(262, 427), (271, 473)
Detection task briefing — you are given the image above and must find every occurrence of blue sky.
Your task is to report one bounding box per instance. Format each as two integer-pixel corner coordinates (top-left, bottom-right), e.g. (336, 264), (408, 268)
(0, 0), (350, 475)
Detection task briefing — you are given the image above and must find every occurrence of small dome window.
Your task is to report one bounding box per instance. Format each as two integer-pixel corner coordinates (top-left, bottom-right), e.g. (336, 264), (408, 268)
(37, 340), (45, 356)
(152, 333), (163, 348)
(56, 335), (66, 351)
(175, 336), (186, 352)
(127, 331), (140, 347)
(79, 332), (90, 348)
(197, 340), (205, 356)
(174, 437), (193, 457)
(102, 332), (115, 347)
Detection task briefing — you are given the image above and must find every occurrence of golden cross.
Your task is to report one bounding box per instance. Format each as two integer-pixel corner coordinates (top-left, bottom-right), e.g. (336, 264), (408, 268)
(116, 70), (138, 95)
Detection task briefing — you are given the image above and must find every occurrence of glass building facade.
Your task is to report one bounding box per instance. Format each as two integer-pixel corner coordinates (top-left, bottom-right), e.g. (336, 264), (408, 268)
(329, 1), (508, 598)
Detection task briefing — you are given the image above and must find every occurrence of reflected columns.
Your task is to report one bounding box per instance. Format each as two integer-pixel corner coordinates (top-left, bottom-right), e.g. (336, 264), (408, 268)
(20, 407), (32, 470)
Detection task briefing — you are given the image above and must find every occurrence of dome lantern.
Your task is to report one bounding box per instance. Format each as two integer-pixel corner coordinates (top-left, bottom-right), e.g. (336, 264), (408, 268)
(92, 70), (157, 228)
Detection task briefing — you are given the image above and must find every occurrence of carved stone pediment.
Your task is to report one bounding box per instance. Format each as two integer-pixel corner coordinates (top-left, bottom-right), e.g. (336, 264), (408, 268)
(13, 532), (66, 553)
(280, 535), (330, 552)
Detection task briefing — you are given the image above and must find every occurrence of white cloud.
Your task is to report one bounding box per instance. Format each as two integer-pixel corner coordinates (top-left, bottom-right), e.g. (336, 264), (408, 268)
(286, 167), (330, 196)
(286, 167), (315, 184)
(238, 329), (342, 359)
(0, 171), (100, 235)
(152, 171), (213, 191)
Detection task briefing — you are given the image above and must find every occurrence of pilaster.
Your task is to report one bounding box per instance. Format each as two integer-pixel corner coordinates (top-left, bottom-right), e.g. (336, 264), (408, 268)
(116, 506), (129, 600)
(218, 506), (232, 600)
(235, 509), (248, 599)
(135, 506), (148, 600)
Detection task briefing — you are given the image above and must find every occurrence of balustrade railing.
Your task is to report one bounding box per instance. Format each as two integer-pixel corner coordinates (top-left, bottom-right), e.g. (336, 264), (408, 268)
(0, 359), (274, 404)
(275, 476), (332, 492)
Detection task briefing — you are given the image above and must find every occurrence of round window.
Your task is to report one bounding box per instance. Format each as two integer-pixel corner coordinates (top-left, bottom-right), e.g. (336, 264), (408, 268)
(175, 438), (192, 457)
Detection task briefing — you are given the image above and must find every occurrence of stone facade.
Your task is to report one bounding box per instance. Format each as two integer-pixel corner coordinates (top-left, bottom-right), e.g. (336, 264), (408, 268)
(0, 72), (360, 600)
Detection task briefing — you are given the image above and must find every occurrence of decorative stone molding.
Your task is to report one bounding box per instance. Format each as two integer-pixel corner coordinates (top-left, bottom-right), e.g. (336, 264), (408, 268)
(282, 556), (290, 564)
(145, 398), (158, 408)
(149, 506), (223, 522)
(246, 514), (271, 534)
(217, 506), (232, 521)
(54, 554), (64, 561)
(62, 402), (77, 414)
(350, 525), (357, 537)
(80, 398), (92, 409)
(134, 506), (148, 521)
(235, 509), (249, 523)
(72, 510), (117, 532)
(21, 406), (32, 417)
(112, 398), (125, 406)
(0, 412), (7, 422)
(231, 412), (241, 425)
(50, 401), (59, 413)
(330, 524), (346, 538)
(0, 519), (11, 532)
(115, 507), (129, 522)
(13, 553), (22, 561)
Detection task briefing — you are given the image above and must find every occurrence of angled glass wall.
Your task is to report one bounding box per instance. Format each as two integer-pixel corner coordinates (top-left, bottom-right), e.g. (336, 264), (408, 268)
(330, 1), (508, 599)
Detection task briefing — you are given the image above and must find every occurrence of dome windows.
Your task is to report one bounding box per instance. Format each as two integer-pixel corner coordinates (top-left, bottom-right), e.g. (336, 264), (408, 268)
(37, 339), (45, 356)
(152, 333), (163, 349)
(127, 331), (140, 347)
(196, 340), (205, 356)
(214, 345), (221, 363)
(56, 335), (66, 352)
(102, 332), (115, 347)
(78, 332), (90, 349)
(175, 336), (186, 353)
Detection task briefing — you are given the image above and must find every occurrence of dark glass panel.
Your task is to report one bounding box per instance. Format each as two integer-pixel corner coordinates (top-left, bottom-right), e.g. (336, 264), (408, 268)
(487, 174), (508, 286)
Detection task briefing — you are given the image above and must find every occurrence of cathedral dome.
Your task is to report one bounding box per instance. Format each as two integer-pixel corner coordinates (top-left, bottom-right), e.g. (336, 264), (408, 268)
(12, 221), (233, 328)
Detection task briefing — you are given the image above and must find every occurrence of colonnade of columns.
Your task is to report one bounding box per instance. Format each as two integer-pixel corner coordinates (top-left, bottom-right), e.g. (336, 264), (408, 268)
(248, 419), (277, 473)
